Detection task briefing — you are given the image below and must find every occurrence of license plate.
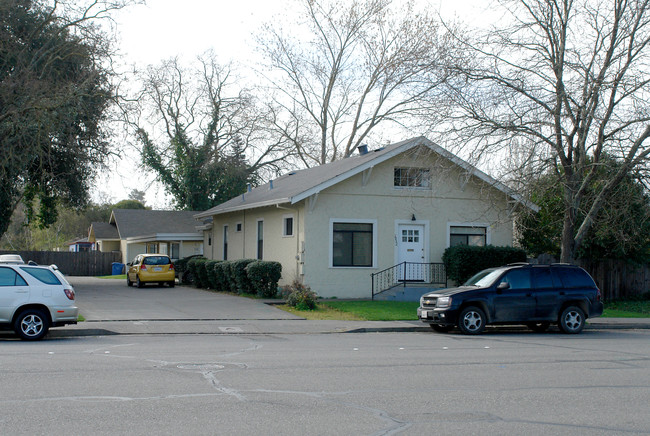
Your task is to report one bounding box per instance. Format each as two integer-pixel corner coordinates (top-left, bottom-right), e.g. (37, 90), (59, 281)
(420, 310), (429, 318)
(153, 267), (162, 272)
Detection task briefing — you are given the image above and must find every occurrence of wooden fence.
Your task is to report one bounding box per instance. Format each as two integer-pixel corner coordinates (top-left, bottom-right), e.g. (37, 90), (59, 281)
(0, 250), (121, 276)
(578, 259), (650, 301)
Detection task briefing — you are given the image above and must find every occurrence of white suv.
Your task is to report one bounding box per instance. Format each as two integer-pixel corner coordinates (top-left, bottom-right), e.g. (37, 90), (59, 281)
(0, 261), (78, 340)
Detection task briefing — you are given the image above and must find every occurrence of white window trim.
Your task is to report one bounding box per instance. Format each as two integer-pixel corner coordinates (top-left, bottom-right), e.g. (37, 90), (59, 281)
(446, 222), (491, 248)
(329, 218), (378, 269)
(393, 167), (432, 190)
(235, 222), (243, 232)
(282, 214), (295, 238)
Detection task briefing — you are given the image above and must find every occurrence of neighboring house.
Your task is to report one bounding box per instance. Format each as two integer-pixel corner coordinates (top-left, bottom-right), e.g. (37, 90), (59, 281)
(195, 137), (536, 298)
(67, 237), (94, 252)
(89, 209), (204, 264)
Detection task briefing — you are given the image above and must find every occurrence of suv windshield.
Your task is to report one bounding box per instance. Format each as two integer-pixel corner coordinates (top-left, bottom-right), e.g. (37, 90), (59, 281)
(464, 268), (505, 287)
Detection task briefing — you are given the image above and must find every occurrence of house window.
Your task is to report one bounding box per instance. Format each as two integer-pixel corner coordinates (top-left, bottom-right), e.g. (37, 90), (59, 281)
(257, 220), (264, 260)
(236, 222), (242, 232)
(171, 243), (180, 259)
(332, 222), (374, 267)
(146, 243), (158, 253)
(394, 167), (430, 188)
(223, 225), (228, 260)
(283, 216), (294, 237)
(449, 226), (487, 247)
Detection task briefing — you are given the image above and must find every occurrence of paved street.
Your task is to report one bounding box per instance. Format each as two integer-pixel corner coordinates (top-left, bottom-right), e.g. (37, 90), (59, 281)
(2, 330), (650, 435)
(1, 277), (650, 435)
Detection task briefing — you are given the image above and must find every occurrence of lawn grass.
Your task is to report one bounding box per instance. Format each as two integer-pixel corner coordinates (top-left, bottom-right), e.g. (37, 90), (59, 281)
(277, 299), (650, 320)
(603, 299), (650, 318)
(97, 274), (126, 279)
(320, 301), (420, 321)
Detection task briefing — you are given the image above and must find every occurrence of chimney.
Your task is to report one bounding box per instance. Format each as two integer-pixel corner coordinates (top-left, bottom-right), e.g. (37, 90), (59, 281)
(357, 144), (368, 155)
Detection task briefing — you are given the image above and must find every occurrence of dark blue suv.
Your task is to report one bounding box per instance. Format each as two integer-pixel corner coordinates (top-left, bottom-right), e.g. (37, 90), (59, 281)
(418, 264), (603, 334)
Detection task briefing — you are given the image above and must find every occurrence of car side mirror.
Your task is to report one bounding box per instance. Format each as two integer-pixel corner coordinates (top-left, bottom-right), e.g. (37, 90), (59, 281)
(497, 282), (510, 290)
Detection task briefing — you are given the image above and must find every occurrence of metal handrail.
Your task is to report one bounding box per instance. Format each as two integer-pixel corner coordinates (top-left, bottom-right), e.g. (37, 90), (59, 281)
(371, 262), (446, 299)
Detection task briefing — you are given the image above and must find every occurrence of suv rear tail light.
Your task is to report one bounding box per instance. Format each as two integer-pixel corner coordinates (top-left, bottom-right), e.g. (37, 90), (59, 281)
(596, 288), (602, 302)
(140, 264), (147, 270)
(169, 263), (175, 271)
(64, 288), (75, 300)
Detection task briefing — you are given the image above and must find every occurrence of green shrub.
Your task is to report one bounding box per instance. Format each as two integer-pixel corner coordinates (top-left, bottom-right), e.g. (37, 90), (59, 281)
(442, 245), (527, 284)
(186, 257), (206, 285)
(214, 261), (231, 292)
(214, 261), (234, 292)
(284, 281), (318, 310)
(192, 258), (210, 288)
(229, 259), (256, 294)
(205, 260), (222, 289)
(246, 261), (282, 298)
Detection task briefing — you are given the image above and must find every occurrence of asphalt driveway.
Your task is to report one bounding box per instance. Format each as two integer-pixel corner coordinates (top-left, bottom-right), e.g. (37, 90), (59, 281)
(68, 277), (301, 321)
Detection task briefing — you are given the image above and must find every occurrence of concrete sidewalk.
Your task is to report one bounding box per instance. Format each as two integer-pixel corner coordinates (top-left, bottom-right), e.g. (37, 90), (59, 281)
(46, 317), (650, 338)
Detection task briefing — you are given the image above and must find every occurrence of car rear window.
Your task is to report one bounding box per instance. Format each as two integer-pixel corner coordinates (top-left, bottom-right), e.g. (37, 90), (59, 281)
(555, 267), (596, 288)
(0, 267), (28, 286)
(19, 267), (62, 285)
(143, 256), (171, 266)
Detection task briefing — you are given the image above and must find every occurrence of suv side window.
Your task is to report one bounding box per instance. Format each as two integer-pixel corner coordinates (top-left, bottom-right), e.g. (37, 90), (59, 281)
(0, 267), (28, 286)
(533, 267), (556, 289)
(500, 269), (531, 290)
(19, 267), (61, 285)
(555, 267), (596, 288)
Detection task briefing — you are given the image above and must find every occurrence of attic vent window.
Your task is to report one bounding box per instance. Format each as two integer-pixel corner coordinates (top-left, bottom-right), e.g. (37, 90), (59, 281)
(394, 167), (430, 188)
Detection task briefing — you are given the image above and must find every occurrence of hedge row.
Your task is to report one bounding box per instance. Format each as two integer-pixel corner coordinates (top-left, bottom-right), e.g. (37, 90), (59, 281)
(442, 245), (527, 284)
(184, 257), (282, 298)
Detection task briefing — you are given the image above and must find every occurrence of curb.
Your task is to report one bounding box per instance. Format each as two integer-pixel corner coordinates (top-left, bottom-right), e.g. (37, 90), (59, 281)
(33, 318), (650, 338)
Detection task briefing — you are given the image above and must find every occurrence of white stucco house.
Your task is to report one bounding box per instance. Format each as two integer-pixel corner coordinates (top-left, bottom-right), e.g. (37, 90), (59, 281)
(89, 209), (204, 264)
(194, 137), (535, 298)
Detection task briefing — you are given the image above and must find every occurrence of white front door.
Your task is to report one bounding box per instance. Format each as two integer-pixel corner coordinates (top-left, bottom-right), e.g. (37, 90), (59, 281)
(397, 224), (425, 281)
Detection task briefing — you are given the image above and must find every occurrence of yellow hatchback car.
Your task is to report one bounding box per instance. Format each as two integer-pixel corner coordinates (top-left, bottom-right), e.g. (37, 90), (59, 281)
(127, 254), (176, 288)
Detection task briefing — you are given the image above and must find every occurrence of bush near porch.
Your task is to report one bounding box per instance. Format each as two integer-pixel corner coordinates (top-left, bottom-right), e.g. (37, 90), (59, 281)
(443, 245), (527, 284)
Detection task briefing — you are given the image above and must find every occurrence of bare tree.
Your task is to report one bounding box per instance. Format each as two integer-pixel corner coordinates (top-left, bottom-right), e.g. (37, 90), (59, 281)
(127, 52), (292, 210)
(441, 0), (650, 262)
(258, 0), (451, 166)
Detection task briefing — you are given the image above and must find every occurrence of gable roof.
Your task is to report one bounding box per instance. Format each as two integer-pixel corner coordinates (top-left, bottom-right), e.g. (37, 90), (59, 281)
(109, 209), (202, 239)
(90, 222), (120, 240)
(195, 136), (537, 219)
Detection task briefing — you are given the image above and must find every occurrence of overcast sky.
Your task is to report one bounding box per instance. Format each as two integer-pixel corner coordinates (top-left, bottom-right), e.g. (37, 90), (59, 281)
(94, 0), (489, 208)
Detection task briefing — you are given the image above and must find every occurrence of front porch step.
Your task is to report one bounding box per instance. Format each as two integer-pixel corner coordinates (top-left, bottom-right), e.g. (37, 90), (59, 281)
(373, 285), (444, 302)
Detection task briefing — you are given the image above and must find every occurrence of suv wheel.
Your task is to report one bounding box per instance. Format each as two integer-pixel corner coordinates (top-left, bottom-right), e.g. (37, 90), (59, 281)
(14, 309), (50, 341)
(458, 306), (486, 335)
(127, 275), (133, 287)
(559, 306), (585, 334)
(136, 276), (144, 288)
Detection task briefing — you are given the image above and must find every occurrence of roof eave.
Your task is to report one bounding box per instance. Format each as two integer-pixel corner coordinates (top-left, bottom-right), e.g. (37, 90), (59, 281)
(195, 198), (292, 219)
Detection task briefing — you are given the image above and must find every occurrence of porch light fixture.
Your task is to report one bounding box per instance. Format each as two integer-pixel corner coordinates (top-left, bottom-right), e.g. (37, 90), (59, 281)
(411, 214), (416, 221)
